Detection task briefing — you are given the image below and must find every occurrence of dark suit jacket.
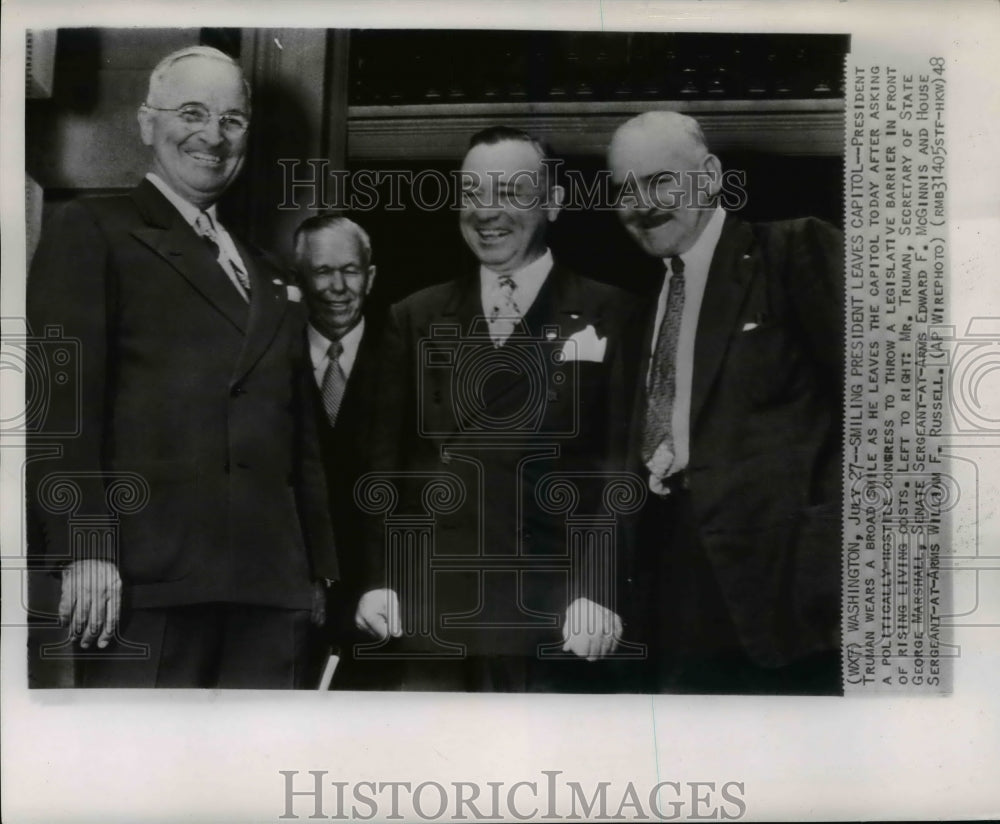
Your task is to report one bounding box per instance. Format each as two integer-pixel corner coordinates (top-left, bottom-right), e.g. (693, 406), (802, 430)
(626, 214), (844, 668)
(364, 263), (640, 656)
(309, 321), (382, 632)
(26, 179), (337, 610)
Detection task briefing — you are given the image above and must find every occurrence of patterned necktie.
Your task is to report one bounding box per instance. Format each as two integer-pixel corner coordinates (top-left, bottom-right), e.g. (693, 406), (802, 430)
(641, 256), (686, 476)
(320, 340), (347, 425)
(194, 211), (251, 297)
(487, 274), (521, 346)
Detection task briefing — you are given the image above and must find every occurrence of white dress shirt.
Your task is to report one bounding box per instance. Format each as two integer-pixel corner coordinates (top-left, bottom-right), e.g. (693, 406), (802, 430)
(308, 318), (365, 388)
(145, 172), (249, 300)
(479, 248), (554, 320)
(647, 205), (727, 476)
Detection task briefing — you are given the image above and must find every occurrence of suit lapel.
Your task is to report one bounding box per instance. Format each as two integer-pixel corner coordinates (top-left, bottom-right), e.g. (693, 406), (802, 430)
(128, 180), (249, 333)
(230, 236), (289, 384)
(628, 284), (662, 465)
(690, 216), (757, 427)
(528, 262), (589, 337)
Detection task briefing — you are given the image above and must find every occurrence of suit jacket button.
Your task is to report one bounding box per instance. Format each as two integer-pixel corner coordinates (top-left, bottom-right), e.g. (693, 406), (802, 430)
(224, 461), (230, 473)
(231, 385), (245, 397)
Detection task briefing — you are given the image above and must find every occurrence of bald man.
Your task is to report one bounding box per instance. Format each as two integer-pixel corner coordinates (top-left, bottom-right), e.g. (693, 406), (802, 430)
(608, 111), (844, 694)
(27, 46), (337, 688)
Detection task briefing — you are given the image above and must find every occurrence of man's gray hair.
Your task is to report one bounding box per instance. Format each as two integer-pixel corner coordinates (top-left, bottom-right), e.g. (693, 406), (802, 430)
(293, 214), (374, 269)
(613, 110), (712, 159)
(146, 45), (251, 109)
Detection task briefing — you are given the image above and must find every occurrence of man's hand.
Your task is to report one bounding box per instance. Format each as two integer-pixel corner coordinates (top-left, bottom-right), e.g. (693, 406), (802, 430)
(562, 597), (622, 661)
(310, 581), (327, 627)
(59, 560), (122, 649)
(355, 588), (402, 640)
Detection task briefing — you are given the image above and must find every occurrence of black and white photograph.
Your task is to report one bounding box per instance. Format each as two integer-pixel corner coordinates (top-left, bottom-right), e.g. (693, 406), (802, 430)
(21, 25), (848, 695)
(2, 1), (998, 821)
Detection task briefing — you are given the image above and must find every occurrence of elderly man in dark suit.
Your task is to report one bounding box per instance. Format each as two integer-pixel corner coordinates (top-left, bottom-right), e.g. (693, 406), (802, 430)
(354, 126), (640, 691)
(292, 214), (392, 689)
(26, 46), (337, 688)
(607, 111), (843, 694)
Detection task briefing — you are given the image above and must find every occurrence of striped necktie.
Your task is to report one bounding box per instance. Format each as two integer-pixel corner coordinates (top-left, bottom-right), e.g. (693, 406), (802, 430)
(641, 255), (686, 478)
(321, 340), (347, 425)
(194, 211), (251, 297)
(487, 274), (521, 346)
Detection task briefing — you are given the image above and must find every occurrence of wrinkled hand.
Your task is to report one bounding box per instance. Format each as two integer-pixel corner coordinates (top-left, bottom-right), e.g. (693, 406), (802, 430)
(59, 560), (122, 649)
(562, 597), (622, 661)
(355, 588), (402, 640)
(310, 581), (327, 627)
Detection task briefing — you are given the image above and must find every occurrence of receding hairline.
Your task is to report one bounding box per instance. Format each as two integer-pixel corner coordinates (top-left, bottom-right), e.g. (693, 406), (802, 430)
(146, 46), (251, 108)
(293, 215), (373, 267)
(609, 111), (711, 163)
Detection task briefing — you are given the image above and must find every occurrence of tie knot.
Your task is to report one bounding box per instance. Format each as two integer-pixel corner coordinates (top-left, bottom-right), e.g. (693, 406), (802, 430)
(497, 274), (516, 292)
(327, 340), (343, 361)
(669, 255), (685, 277)
(195, 211), (216, 237)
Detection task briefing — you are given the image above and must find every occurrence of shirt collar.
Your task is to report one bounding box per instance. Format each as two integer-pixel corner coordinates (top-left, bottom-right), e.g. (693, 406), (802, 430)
(145, 172), (218, 228)
(308, 317), (366, 370)
(665, 205), (727, 280)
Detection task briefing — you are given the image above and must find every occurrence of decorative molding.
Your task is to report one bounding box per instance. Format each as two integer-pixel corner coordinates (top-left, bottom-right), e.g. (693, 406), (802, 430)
(347, 99), (845, 160)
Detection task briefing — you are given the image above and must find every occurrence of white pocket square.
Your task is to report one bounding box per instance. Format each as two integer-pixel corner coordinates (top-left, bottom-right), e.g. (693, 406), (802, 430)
(560, 324), (607, 362)
(741, 321), (759, 332)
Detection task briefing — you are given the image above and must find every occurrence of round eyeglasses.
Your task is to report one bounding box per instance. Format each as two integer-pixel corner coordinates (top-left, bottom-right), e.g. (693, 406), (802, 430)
(142, 103), (250, 138)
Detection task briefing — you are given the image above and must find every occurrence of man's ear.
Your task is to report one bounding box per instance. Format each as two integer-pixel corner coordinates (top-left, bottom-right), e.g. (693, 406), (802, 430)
(137, 106), (154, 147)
(702, 153), (723, 197)
(365, 265), (377, 295)
(545, 184), (566, 223)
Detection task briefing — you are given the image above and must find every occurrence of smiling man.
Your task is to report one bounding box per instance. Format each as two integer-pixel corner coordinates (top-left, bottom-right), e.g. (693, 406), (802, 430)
(292, 215), (388, 689)
(354, 127), (641, 692)
(26, 46), (337, 688)
(608, 110), (844, 694)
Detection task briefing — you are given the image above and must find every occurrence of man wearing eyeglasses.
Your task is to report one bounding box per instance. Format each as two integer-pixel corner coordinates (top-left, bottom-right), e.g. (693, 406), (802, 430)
(27, 46), (337, 688)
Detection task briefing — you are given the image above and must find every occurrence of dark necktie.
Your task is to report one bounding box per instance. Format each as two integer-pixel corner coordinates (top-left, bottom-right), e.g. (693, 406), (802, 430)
(641, 256), (686, 475)
(321, 340), (346, 425)
(194, 211), (251, 297)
